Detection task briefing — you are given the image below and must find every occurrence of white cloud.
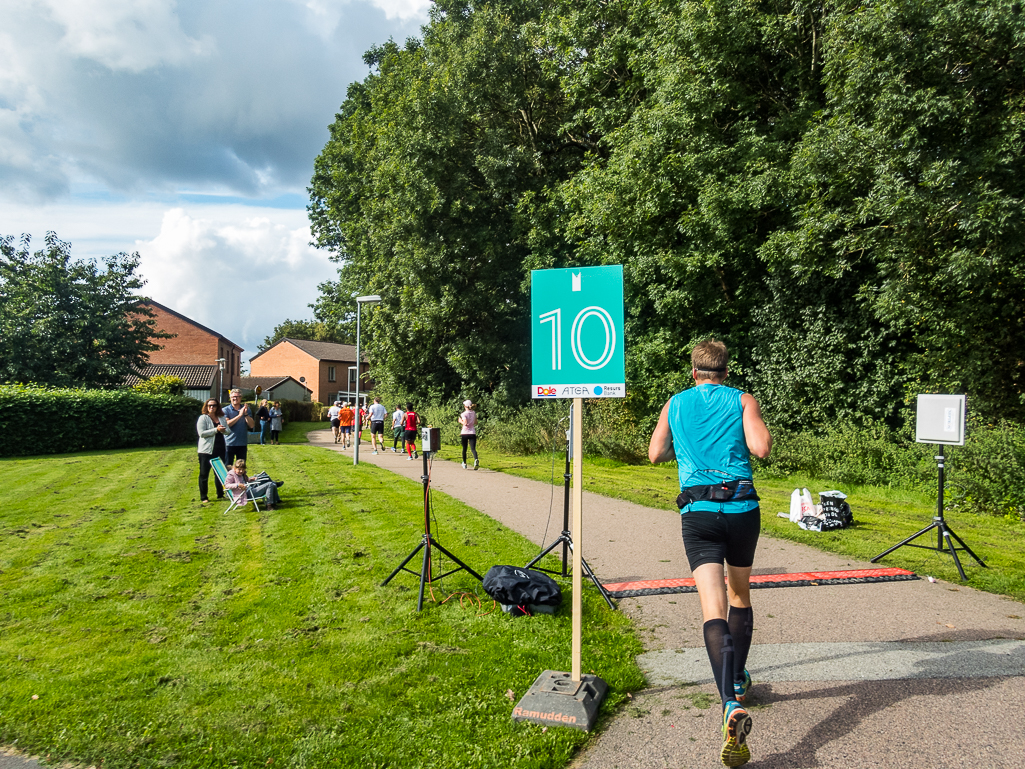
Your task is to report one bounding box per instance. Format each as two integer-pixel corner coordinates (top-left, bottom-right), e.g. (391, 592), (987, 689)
(296, 0), (430, 29)
(39, 0), (214, 73)
(0, 0), (423, 201)
(136, 207), (338, 357)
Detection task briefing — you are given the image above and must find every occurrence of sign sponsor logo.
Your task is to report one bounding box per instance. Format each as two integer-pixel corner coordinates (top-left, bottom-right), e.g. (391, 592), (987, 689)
(560, 386), (591, 396)
(536, 386), (558, 397)
(512, 706), (578, 724)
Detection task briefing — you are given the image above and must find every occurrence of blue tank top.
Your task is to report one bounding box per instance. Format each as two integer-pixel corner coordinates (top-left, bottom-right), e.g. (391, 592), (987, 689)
(667, 384), (757, 514)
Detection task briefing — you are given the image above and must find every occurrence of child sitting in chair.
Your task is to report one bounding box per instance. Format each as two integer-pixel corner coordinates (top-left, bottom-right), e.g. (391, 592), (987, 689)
(225, 458), (283, 511)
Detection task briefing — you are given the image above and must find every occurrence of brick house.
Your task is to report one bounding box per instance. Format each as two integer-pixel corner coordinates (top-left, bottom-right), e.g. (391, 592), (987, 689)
(140, 300), (244, 401)
(248, 339), (371, 405)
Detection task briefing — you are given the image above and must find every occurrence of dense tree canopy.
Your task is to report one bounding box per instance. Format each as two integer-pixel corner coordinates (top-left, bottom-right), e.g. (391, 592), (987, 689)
(0, 233), (167, 389)
(258, 318), (353, 351)
(309, 0), (1025, 427)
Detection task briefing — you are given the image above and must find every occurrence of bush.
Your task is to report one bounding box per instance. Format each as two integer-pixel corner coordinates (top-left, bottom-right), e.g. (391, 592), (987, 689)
(132, 374), (185, 396)
(0, 383), (199, 457)
(276, 400), (324, 423)
(946, 419), (1025, 521)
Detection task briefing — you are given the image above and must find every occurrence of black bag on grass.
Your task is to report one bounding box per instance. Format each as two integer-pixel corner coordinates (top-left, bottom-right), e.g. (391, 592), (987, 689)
(483, 566), (562, 616)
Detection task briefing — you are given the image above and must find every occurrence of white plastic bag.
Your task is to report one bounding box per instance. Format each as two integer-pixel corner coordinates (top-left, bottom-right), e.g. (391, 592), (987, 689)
(789, 488), (802, 522)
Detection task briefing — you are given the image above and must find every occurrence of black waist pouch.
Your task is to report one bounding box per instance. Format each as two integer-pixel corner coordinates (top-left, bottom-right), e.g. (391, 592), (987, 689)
(676, 479), (759, 509)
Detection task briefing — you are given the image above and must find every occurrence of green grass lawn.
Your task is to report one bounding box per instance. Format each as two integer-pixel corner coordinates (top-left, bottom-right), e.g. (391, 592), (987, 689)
(458, 442), (1025, 603)
(0, 444), (643, 769)
(279, 421), (328, 444)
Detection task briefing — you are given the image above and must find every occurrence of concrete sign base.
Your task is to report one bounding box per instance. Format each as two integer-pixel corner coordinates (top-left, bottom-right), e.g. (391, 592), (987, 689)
(511, 670), (608, 732)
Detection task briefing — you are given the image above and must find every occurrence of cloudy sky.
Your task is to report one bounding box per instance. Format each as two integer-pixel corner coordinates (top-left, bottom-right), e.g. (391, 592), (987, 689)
(0, 0), (428, 363)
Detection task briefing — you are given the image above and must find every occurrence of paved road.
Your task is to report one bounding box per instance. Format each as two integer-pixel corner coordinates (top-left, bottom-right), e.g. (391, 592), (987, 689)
(5, 435), (1023, 768)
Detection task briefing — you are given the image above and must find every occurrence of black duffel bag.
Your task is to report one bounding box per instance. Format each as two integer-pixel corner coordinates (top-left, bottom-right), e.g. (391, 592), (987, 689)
(483, 566), (562, 615)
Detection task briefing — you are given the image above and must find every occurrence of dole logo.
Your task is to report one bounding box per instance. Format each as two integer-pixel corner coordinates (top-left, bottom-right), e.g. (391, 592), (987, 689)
(536, 386), (557, 396)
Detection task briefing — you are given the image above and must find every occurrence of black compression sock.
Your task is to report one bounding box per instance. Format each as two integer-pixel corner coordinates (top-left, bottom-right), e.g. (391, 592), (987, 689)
(728, 606), (754, 684)
(702, 618), (736, 707)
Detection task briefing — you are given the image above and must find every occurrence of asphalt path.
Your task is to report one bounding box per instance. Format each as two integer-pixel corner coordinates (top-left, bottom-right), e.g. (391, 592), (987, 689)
(5, 433), (1023, 768)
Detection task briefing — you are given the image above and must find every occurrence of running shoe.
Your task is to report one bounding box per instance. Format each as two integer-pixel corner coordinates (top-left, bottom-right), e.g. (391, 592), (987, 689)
(473, 458), (479, 470)
(373, 450), (378, 455)
(720, 700), (752, 767)
(462, 462), (467, 469)
(734, 670), (752, 703)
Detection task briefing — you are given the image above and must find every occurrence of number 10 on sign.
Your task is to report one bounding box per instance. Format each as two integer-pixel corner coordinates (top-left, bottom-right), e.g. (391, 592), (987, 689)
(531, 266), (625, 399)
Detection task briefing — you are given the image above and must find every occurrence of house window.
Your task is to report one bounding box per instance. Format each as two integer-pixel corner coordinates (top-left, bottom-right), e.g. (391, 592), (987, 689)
(328, 366), (336, 382)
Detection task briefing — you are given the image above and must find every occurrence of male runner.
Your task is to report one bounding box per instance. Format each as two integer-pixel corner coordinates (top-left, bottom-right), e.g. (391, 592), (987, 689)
(368, 397), (388, 454)
(328, 401), (342, 444)
(338, 402), (354, 448)
(391, 404), (405, 452)
(648, 340), (771, 767)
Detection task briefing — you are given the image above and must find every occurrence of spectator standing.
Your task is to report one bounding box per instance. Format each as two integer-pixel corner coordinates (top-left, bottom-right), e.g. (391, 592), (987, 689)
(269, 402), (283, 445)
(196, 399), (227, 504)
(328, 400), (343, 444)
(223, 389), (255, 467)
(403, 402), (420, 460)
(391, 404), (405, 452)
(368, 397), (388, 454)
(647, 340), (772, 768)
(338, 401), (354, 448)
(257, 399), (271, 445)
(459, 399), (479, 470)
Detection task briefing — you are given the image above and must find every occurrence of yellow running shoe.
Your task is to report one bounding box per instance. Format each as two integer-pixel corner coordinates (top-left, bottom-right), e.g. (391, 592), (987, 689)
(721, 700), (752, 767)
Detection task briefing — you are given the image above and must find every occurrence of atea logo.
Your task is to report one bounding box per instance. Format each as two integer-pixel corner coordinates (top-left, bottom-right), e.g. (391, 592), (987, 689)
(536, 387), (557, 396)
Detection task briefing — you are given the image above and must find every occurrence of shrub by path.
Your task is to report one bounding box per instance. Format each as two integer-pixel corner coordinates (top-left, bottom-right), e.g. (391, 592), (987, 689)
(320, 432), (1025, 768)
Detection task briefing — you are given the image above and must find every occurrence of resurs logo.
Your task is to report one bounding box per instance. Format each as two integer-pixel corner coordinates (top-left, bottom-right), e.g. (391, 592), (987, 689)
(536, 386), (558, 396)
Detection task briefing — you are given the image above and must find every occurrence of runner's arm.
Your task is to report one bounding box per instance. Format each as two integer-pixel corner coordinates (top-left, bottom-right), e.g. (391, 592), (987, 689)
(648, 400), (676, 464)
(741, 393), (772, 459)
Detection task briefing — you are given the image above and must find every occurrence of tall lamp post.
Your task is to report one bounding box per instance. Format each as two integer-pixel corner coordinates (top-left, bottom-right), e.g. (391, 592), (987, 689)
(353, 294), (381, 466)
(215, 357), (226, 402)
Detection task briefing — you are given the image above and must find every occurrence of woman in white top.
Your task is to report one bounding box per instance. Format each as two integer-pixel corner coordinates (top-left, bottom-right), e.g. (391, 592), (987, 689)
(459, 399), (479, 470)
(197, 399), (228, 504)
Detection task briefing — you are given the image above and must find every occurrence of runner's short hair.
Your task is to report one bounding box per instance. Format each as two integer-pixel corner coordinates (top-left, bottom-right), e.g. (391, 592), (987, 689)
(691, 340), (728, 380)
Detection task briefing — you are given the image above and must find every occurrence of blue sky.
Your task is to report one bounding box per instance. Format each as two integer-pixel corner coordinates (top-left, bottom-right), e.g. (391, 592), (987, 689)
(0, 0), (428, 363)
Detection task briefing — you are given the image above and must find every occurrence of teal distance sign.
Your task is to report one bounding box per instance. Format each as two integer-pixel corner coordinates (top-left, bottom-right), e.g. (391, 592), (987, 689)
(531, 265), (625, 399)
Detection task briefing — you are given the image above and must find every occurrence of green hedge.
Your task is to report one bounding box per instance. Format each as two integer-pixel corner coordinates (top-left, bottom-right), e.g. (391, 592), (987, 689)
(0, 384), (199, 457)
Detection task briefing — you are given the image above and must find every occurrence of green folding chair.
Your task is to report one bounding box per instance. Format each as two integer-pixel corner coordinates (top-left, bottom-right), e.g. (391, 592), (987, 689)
(211, 457), (270, 513)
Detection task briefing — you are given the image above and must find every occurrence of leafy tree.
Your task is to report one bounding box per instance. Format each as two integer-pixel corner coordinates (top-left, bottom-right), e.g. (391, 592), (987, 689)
(309, 0), (1025, 428)
(258, 318), (354, 351)
(309, 0), (585, 403)
(133, 374), (185, 396)
(0, 232), (168, 388)
(762, 0), (1025, 422)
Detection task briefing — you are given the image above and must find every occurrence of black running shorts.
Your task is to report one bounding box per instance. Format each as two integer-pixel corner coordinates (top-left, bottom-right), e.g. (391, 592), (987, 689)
(370, 420), (384, 435)
(679, 507), (761, 571)
(330, 418), (340, 428)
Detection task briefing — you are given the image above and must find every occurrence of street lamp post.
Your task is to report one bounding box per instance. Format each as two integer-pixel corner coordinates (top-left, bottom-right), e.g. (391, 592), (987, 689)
(353, 294), (381, 466)
(215, 357), (226, 402)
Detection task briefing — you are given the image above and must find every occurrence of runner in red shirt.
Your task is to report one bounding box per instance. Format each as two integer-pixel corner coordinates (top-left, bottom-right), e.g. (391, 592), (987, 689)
(403, 403), (420, 460)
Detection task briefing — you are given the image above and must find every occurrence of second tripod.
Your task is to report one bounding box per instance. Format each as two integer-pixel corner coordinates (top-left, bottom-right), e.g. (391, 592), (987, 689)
(381, 449), (482, 611)
(525, 420), (616, 611)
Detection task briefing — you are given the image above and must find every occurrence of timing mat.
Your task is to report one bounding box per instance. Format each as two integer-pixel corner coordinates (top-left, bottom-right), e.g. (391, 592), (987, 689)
(602, 567), (918, 598)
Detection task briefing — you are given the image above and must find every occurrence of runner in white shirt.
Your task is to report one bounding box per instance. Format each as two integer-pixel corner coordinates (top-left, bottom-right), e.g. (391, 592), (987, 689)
(327, 401), (343, 444)
(391, 404), (405, 453)
(368, 397), (389, 454)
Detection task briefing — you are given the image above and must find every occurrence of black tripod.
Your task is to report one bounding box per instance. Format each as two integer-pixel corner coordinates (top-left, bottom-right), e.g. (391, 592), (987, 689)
(871, 444), (986, 581)
(524, 427), (616, 611)
(381, 450), (482, 611)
